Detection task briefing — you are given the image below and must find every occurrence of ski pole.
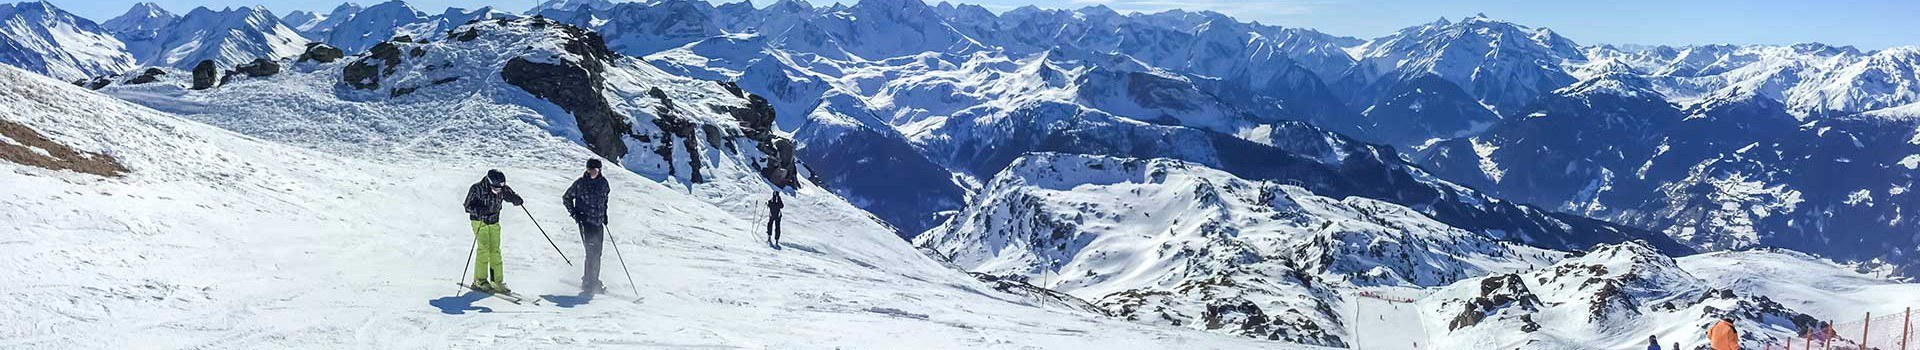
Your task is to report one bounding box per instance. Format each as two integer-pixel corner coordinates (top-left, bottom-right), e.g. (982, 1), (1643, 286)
(457, 233), (477, 294)
(521, 206), (574, 266)
(606, 224), (641, 296)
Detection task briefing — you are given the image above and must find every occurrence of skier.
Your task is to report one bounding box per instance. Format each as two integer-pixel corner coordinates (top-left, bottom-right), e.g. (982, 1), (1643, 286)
(463, 169), (525, 294)
(766, 191), (784, 244)
(563, 159), (611, 294)
(1708, 317), (1738, 350)
(1647, 335), (1661, 350)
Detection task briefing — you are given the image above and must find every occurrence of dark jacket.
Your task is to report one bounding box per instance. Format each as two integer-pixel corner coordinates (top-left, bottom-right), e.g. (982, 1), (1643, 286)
(563, 173), (610, 225)
(767, 194), (783, 218)
(464, 177), (524, 224)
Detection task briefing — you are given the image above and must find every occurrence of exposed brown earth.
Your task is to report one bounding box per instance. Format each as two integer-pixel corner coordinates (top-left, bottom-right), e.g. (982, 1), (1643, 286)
(0, 119), (127, 177)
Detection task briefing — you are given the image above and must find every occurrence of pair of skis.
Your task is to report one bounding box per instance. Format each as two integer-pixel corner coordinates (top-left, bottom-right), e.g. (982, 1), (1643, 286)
(456, 282), (537, 305)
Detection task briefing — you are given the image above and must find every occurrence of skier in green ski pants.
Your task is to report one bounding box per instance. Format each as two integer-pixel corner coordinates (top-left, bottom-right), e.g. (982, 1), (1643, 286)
(464, 169), (524, 293)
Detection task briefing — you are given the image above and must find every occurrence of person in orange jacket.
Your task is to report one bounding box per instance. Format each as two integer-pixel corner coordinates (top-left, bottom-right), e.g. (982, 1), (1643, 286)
(1708, 317), (1739, 350)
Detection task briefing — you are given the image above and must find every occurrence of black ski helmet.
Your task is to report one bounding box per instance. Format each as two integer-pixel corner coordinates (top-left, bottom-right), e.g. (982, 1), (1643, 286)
(486, 169), (506, 185)
(587, 159), (602, 169)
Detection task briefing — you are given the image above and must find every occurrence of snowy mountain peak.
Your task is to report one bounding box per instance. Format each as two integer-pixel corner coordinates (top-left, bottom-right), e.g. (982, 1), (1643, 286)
(767, 0), (813, 12)
(122, 2), (171, 18)
(0, 0), (136, 80)
(101, 2), (177, 41)
(115, 4), (305, 69)
(321, 0), (431, 52)
(1557, 59), (1661, 100)
(1344, 13), (1584, 117)
(527, 0), (618, 15)
(281, 3), (363, 37)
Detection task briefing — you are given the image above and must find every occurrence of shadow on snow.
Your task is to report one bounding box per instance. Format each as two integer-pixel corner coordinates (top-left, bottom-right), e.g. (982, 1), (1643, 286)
(429, 291), (497, 314)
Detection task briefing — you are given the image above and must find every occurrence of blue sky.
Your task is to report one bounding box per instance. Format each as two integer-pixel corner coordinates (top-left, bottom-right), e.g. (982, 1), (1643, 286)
(47, 0), (1920, 49)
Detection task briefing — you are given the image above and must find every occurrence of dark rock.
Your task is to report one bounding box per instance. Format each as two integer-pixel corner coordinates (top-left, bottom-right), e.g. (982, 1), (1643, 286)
(125, 68), (166, 85)
(390, 86), (417, 97)
(409, 47), (426, 58)
(429, 77), (458, 86)
(1202, 298), (1270, 334)
(453, 28), (479, 42)
(1449, 274), (1543, 331)
(342, 42), (404, 90)
(1586, 280), (1640, 322)
(79, 76), (113, 90)
(391, 35), (413, 43)
(646, 87), (686, 176)
(190, 60), (218, 90)
(235, 58), (280, 77)
(711, 93), (801, 188)
(503, 56), (630, 163)
(701, 124), (730, 153)
(298, 43), (345, 63)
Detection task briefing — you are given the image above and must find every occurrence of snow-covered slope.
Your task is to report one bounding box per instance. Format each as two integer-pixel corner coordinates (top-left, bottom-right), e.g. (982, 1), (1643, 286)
(537, 0), (723, 56)
(1341, 15), (1584, 117)
(917, 153), (1563, 343)
(0, 1), (134, 81)
(1678, 249), (1920, 323)
(1416, 69), (1920, 273)
(109, 4), (308, 69)
(280, 3), (362, 39)
(0, 37), (1308, 350)
(99, 2), (176, 52)
(319, 0), (428, 53)
(1424, 242), (1919, 350)
(308, 0), (516, 54)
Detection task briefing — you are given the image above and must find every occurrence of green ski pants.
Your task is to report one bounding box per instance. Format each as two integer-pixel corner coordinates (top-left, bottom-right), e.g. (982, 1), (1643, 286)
(471, 220), (504, 284)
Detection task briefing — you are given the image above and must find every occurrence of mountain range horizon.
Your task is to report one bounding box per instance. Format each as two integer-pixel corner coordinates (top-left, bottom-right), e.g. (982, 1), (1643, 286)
(38, 0), (1920, 51)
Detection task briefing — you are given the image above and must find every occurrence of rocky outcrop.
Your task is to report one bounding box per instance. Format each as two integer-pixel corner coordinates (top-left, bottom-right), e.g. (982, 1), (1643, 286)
(342, 42), (404, 90)
(643, 87), (698, 182)
(124, 68), (166, 85)
(712, 93), (799, 188)
(190, 60), (218, 90)
(235, 59), (280, 77)
(75, 75), (114, 90)
(503, 54), (631, 164)
(494, 18), (633, 166)
(451, 27), (480, 42)
(297, 43), (345, 63)
(1448, 274), (1543, 331)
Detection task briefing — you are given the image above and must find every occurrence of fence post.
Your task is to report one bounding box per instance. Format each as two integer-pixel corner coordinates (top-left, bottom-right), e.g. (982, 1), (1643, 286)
(1866, 312), (1873, 350)
(1828, 322), (1836, 350)
(1902, 307), (1912, 350)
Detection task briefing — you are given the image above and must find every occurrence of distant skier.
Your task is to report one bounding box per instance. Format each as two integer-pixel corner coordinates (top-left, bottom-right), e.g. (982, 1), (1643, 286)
(563, 159), (611, 294)
(463, 169), (524, 294)
(1708, 317), (1738, 350)
(1647, 335), (1660, 350)
(766, 191), (784, 244)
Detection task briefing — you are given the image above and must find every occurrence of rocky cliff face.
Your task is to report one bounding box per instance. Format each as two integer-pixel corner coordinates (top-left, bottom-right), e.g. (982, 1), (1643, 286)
(496, 19), (629, 163)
